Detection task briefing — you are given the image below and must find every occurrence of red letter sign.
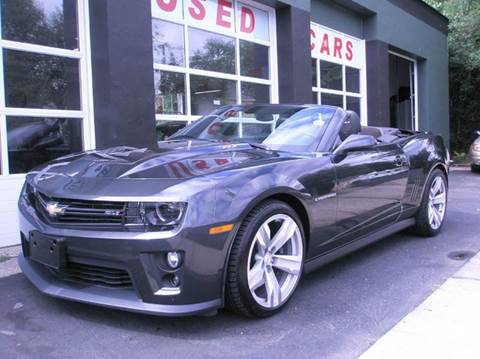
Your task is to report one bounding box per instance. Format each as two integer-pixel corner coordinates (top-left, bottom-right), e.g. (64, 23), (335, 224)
(333, 37), (343, 59)
(320, 33), (330, 56)
(189, 0), (206, 20)
(156, 0), (177, 12)
(310, 28), (316, 51)
(217, 0), (233, 28)
(240, 6), (255, 33)
(346, 41), (353, 61)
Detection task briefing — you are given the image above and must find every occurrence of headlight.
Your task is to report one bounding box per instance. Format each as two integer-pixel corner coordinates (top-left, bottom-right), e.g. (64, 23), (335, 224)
(139, 202), (187, 230)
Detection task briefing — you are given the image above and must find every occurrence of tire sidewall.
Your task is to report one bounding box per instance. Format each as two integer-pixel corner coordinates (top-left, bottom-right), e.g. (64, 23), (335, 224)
(235, 201), (306, 317)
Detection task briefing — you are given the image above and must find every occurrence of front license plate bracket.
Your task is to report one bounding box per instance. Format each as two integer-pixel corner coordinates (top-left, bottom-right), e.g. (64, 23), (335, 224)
(28, 231), (66, 269)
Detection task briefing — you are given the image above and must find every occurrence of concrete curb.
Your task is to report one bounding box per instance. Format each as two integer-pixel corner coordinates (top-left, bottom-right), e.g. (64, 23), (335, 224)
(359, 252), (480, 359)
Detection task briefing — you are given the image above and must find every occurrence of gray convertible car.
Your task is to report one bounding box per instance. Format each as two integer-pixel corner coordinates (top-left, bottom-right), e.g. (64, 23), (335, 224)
(18, 105), (449, 318)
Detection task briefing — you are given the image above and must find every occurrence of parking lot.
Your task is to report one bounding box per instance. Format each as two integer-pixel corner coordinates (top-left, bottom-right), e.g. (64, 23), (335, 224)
(1, 169), (479, 359)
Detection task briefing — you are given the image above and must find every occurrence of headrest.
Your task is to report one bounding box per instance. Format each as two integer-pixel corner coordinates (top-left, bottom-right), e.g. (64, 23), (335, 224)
(339, 111), (361, 141)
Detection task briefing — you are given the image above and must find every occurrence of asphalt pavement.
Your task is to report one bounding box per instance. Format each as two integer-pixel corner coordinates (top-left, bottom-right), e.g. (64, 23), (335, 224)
(1, 168), (479, 359)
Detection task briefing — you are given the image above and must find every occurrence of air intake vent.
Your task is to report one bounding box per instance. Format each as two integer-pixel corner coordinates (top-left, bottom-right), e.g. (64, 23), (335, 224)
(52, 262), (133, 289)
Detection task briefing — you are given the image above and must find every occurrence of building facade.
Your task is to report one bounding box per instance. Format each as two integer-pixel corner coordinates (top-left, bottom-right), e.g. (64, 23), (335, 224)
(0, 0), (449, 247)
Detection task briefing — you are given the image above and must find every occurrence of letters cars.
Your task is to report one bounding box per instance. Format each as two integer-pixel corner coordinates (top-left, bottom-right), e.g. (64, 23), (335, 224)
(18, 105), (449, 317)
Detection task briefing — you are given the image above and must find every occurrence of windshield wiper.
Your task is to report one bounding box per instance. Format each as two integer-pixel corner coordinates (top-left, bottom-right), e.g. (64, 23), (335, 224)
(248, 142), (271, 151)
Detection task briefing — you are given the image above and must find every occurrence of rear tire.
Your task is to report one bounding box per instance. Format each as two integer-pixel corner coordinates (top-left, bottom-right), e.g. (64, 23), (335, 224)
(471, 164), (480, 173)
(225, 201), (305, 318)
(412, 169), (448, 237)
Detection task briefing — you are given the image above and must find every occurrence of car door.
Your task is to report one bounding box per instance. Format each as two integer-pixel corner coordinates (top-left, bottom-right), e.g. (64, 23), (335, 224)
(332, 142), (409, 244)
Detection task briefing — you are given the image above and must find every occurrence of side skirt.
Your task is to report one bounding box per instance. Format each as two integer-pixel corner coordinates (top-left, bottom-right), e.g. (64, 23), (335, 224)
(304, 218), (415, 274)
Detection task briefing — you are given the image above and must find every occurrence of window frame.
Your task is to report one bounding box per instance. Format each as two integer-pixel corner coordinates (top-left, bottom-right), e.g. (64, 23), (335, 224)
(0, 0), (95, 177)
(310, 22), (367, 125)
(152, 0), (278, 128)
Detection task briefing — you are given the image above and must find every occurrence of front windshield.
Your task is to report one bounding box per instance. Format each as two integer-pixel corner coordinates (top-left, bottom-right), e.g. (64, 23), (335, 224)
(170, 105), (337, 152)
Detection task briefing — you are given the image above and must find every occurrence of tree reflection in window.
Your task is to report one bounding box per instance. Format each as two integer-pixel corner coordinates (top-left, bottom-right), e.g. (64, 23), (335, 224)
(1, 0), (78, 50)
(189, 28), (235, 74)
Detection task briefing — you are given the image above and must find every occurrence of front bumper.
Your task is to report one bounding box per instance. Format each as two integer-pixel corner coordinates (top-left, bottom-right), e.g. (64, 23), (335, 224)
(18, 201), (235, 316)
(18, 255), (221, 316)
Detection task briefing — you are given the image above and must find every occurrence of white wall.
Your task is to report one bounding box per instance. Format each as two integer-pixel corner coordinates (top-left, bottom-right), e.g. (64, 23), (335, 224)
(0, 177), (24, 247)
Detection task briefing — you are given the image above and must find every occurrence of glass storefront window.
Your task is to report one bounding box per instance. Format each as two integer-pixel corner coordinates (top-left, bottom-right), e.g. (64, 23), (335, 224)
(346, 67), (360, 93)
(240, 40), (269, 79)
(151, 1), (277, 141)
(152, 19), (185, 66)
(154, 70), (186, 115)
(3, 49), (81, 110)
(346, 96), (361, 117)
(320, 60), (342, 91)
(241, 82), (269, 105)
(312, 59), (317, 87)
(0, 0), (92, 176)
(190, 75), (237, 115)
(1, 0), (79, 50)
(321, 93), (343, 108)
(6, 116), (83, 174)
(189, 28), (235, 74)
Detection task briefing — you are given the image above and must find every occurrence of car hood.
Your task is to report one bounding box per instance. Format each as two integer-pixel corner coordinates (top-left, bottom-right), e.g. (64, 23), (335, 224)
(26, 140), (297, 199)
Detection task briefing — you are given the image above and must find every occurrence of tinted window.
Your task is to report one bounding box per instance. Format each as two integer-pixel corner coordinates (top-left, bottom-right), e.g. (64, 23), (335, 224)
(1, 0), (78, 49)
(154, 70), (186, 115)
(7, 116), (82, 174)
(189, 28), (235, 74)
(240, 40), (269, 79)
(157, 120), (187, 141)
(152, 19), (185, 66)
(4, 49), (81, 110)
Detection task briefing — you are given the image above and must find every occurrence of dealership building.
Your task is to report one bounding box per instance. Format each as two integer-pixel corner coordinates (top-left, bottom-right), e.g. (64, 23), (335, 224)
(0, 0), (449, 247)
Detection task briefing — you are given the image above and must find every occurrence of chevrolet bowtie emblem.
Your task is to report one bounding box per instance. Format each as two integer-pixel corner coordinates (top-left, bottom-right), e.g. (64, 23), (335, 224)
(45, 201), (68, 217)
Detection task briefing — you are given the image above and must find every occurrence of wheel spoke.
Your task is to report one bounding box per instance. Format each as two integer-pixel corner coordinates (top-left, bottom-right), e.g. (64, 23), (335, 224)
(269, 217), (297, 253)
(255, 223), (271, 254)
(432, 206), (442, 228)
(432, 192), (446, 205)
(272, 255), (302, 275)
(264, 268), (281, 307)
(248, 262), (265, 291)
(431, 178), (442, 196)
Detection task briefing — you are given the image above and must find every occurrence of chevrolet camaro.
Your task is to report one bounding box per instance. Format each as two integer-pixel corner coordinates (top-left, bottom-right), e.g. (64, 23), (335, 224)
(18, 104), (449, 318)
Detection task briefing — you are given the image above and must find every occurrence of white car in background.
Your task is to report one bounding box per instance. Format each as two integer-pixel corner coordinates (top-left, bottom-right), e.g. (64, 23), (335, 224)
(471, 131), (480, 173)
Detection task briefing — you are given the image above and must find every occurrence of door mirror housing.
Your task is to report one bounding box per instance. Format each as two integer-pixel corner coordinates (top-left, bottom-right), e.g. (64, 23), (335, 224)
(333, 134), (377, 162)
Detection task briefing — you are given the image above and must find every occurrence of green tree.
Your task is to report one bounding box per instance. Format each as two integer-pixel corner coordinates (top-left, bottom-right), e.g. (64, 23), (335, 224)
(424, 0), (480, 152)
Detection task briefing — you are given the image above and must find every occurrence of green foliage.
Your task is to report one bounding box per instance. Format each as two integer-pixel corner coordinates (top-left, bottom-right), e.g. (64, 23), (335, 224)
(424, 0), (480, 152)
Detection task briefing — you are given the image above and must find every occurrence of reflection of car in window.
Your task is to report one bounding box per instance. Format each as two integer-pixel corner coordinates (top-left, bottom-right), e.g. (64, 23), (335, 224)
(18, 104), (450, 319)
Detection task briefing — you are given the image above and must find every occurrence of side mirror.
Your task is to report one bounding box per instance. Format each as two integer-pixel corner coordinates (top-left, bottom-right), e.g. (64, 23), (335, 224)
(333, 134), (377, 162)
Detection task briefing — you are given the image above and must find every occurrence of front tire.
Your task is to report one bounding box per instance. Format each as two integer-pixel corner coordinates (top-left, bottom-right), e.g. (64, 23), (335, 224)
(471, 164), (480, 173)
(412, 169), (448, 237)
(225, 201), (305, 318)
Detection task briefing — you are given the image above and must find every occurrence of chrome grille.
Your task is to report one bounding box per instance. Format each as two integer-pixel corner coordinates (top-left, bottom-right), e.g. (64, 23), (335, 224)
(35, 191), (126, 227)
(51, 262), (133, 288)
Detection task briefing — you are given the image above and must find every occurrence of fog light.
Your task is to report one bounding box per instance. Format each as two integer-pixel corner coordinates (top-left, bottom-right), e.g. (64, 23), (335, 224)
(171, 274), (181, 287)
(166, 251), (181, 269)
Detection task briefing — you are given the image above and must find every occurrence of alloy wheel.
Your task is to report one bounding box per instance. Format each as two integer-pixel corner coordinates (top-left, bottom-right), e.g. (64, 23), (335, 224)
(247, 214), (303, 309)
(428, 176), (447, 230)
